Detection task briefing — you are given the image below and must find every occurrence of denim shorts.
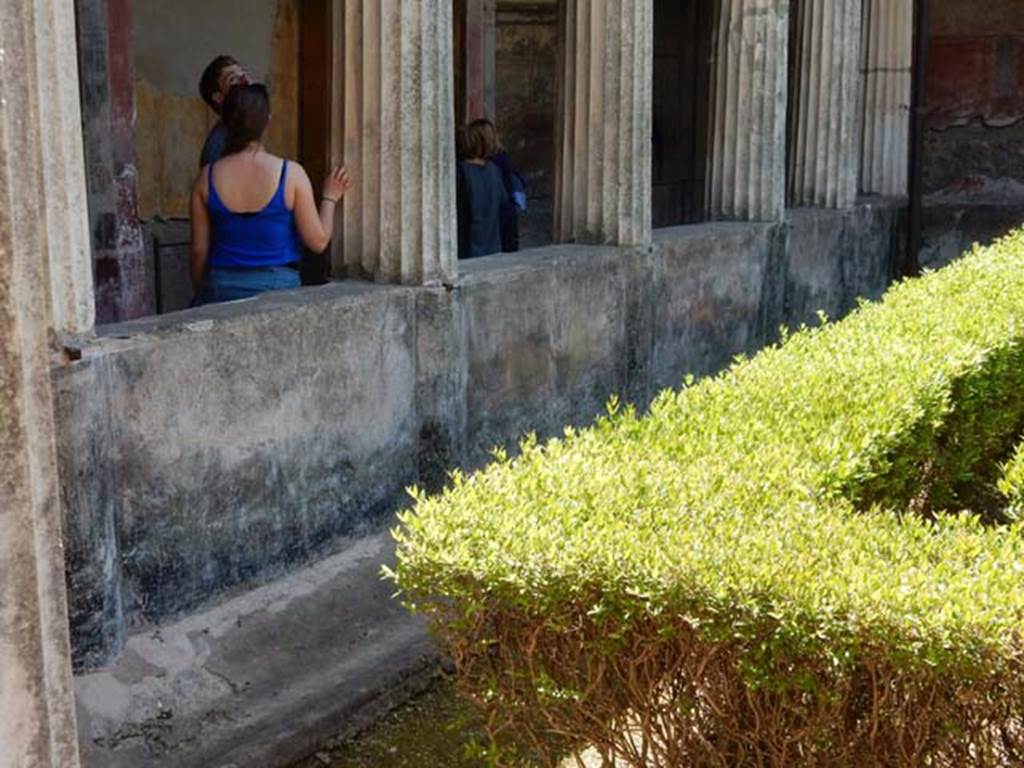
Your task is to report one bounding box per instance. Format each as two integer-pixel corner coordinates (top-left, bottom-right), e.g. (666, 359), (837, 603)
(194, 266), (301, 307)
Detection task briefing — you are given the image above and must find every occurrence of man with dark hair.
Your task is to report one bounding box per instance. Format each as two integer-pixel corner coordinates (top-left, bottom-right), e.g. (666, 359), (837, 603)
(198, 55), (250, 167)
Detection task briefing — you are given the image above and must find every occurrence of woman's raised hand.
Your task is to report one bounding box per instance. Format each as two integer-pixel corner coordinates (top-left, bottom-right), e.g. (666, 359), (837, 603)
(324, 165), (353, 202)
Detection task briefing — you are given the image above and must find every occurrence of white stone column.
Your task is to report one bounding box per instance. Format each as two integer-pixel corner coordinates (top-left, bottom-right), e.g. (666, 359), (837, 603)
(34, 0), (96, 336)
(554, 0), (653, 247)
(706, 0), (789, 222)
(860, 0), (912, 197)
(336, 0), (457, 286)
(788, 0), (863, 208)
(0, 0), (83, 766)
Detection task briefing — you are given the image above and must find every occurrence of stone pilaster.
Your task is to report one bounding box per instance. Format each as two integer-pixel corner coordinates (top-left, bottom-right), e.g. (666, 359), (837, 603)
(707, 0), (789, 222)
(860, 0), (912, 197)
(33, 0), (95, 336)
(337, 0), (457, 286)
(554, 0), (653, 246)
(0, 0), (83, 766)
(788, 0), (863, 209)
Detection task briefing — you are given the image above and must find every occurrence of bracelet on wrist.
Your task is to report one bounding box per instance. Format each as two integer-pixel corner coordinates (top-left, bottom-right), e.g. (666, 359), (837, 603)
(323, 196), (338, 204)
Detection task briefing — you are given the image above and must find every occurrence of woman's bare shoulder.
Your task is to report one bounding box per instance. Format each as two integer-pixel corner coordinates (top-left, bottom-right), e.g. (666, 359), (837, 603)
(282, 157), (310, 178)
(280, 158), (312, 189)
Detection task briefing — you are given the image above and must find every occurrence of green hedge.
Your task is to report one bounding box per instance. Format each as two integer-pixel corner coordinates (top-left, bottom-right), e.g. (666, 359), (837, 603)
(392, 230), (1024, 766)
(999, 441), (1024, 519)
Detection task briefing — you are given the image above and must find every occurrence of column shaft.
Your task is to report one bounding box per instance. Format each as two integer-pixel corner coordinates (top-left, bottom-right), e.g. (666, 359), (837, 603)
(33, 0), (95, 336)
(0, 0), (83, 765)
(707, 0), (789, 222)
(788, 0), (863, 208)
(555, 0), (653, 246)
(338, 0), (457, 286)
(860, 0), (912, 197)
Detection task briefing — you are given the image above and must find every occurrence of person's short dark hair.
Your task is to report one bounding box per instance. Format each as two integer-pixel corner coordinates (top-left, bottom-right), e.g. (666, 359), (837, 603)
(463, 119), (500, 161)
(222, 83), (271, 155)
(200, 55), (239, 110)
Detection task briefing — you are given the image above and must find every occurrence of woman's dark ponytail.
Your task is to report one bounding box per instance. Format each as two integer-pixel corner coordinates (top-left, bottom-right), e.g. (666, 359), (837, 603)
(222, 83), (271, 155)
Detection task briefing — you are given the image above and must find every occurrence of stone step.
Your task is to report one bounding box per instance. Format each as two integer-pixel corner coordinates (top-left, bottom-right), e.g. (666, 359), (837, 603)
(75, 531), (438, 768)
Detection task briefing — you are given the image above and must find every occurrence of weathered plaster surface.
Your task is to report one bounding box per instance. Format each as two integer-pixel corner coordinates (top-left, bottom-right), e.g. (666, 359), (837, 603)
(133, 0), (300, 219)
(58, 202), (909, 767)
(923, 0), (1024, 191)
(59, 203), (907, 680)
(648, 223), (778, 393)
(1, 0), (82, 764)
(932, 0), (1024, 37)
(922, 0), (1024, 262)
(77, 0), (150, 323)
(132, 0), (279, 96)
(495, 2), (557, 198)
(461, 245), (635, 463)
(59, 284), (419, 670)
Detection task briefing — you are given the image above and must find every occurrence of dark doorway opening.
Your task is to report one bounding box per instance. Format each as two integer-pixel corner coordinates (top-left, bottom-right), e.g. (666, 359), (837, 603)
(453, 1), (559, 252)
(493, 1), (558, 249)
(652, 0), (713, 228)
(298, 0), (333, 285)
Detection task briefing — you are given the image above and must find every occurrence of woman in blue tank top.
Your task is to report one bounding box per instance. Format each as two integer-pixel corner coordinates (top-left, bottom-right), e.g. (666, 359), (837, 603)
(190, 84), (352, 305)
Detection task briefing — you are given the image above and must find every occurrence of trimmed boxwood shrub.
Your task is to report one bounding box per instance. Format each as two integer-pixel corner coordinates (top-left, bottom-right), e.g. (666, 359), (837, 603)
(392, 231), (1024, 767)
(999, 442), (1024, 520)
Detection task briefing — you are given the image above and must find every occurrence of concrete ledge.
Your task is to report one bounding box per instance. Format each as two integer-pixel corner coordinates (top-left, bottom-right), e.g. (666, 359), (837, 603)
(92, 280), (406, 342)
(75, 531), (437, 768)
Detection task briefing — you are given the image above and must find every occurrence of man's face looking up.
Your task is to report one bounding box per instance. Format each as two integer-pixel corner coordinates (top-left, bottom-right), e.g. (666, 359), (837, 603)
(213, 64), (251, 111)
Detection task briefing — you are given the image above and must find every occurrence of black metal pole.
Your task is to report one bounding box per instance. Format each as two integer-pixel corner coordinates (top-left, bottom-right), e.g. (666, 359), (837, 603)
(153, 236), (164, 315)
(907, 0), (930, 277)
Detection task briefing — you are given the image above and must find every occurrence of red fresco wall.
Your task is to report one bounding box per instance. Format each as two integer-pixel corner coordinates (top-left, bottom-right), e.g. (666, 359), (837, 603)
(927, 0), (1024, 128)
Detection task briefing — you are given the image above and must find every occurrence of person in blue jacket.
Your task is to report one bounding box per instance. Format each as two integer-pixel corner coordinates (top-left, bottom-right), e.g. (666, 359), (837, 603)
(456, 119), (527, 259)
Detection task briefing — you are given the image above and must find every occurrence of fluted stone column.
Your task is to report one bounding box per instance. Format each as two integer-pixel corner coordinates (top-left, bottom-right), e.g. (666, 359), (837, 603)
(788, 0), (863, 208)
(554, 0), (653, 246)
(706, 0), (789, 222)
(860, 0), (912, 197)
(34, 0), (96, 336)
(337, 0), (457, 286)
(1, 1), (83, 766)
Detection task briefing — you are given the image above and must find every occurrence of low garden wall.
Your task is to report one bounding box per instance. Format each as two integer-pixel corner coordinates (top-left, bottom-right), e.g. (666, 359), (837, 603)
(57, 200), (904, 670)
